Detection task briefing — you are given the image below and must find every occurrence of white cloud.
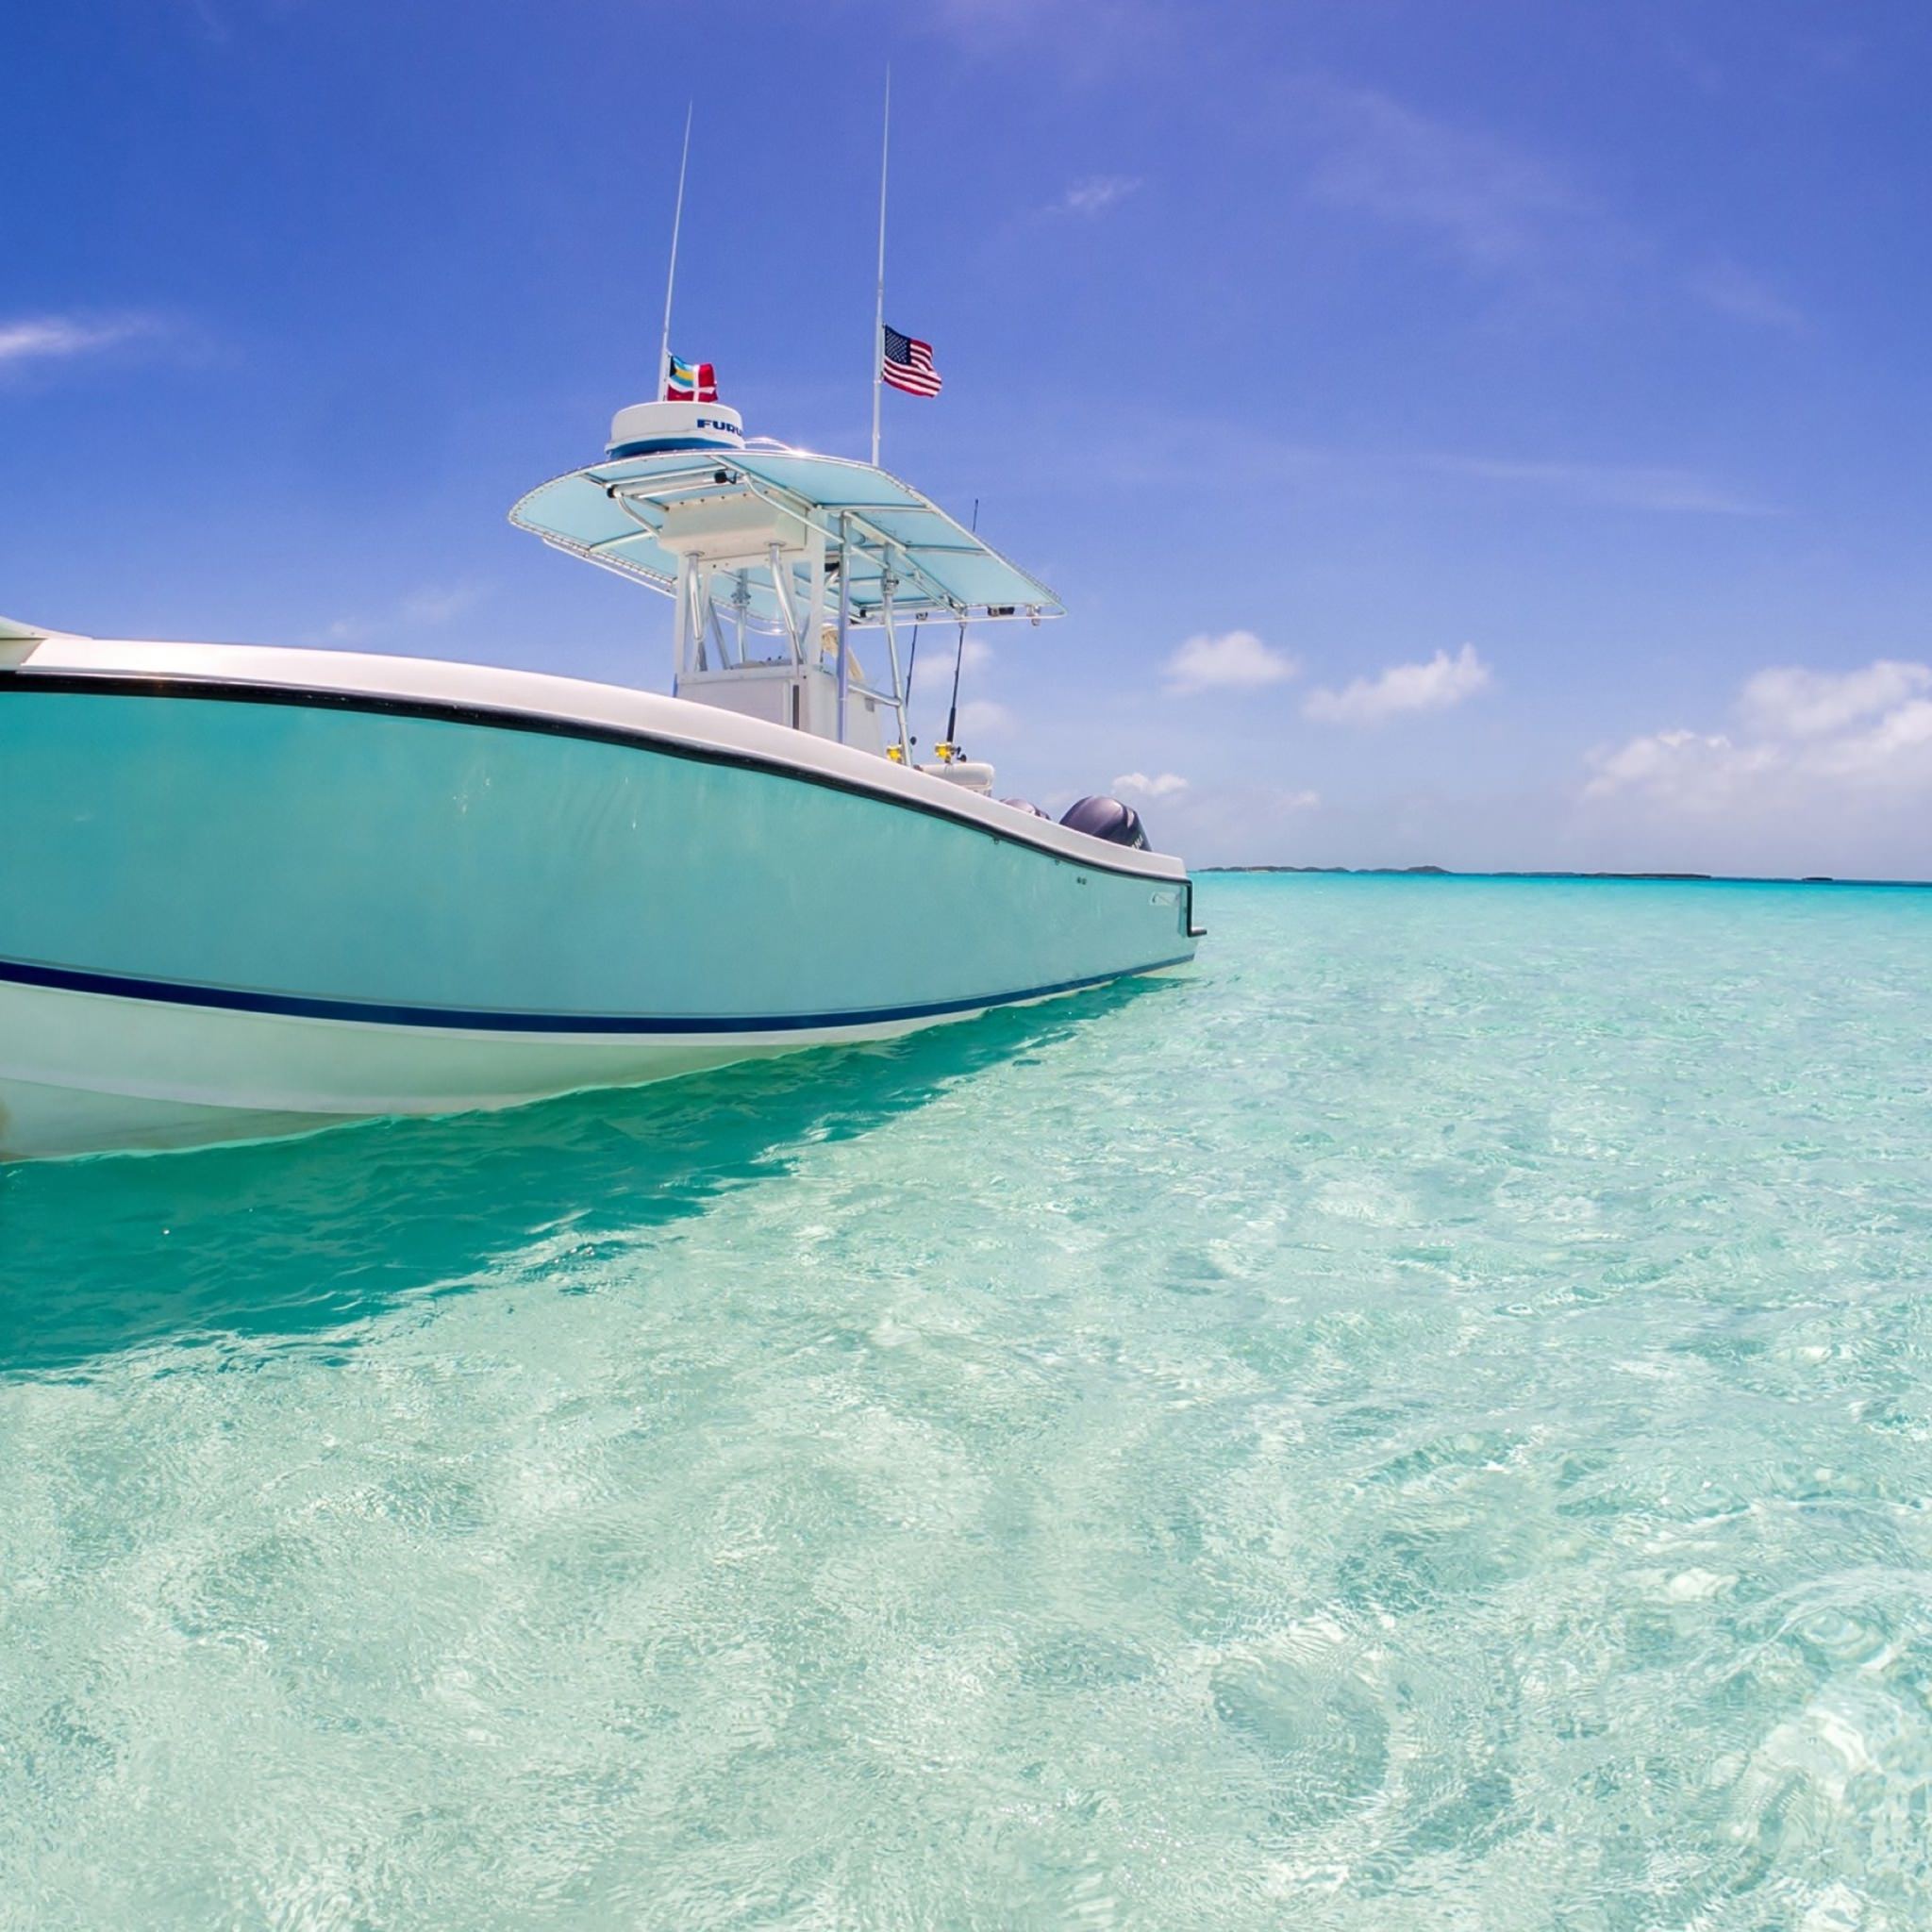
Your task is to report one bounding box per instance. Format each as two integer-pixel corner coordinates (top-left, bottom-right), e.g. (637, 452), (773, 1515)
(1112, 771), (1189, 799)
(1164, 628), (1298, 694)
(956, 698), (1011, 740)
(1584, 660), (1932, 850)
(957, 635), (994, 677)
(1049, 175), (1141, 218)
(1304, 644), (1492, 725)
(1818, 699), (1932, 778)
(1582, 727), (1773, 806)
(0, 315), (151, 371)
(1738, 660), (1932, 740)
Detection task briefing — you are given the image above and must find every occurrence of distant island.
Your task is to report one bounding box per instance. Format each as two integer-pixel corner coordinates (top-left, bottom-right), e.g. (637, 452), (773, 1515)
(1201, 867), (1932, 888)
(1203, 865), (1711, 879)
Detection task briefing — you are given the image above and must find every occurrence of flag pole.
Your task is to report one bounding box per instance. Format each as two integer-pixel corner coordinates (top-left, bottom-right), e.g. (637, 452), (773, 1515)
(658, 102), (693, 401)
(870, 67), (891, 467)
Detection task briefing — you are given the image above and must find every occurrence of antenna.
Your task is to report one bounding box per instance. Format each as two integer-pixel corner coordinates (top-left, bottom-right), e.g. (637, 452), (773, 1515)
(657, 103), (694, 400)
(870, 67), (891, 467)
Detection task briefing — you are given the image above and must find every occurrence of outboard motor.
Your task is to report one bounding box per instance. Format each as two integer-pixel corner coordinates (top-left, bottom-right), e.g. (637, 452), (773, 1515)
(1001, 797), (1050, 819)
(1059, 794), (1149, 850)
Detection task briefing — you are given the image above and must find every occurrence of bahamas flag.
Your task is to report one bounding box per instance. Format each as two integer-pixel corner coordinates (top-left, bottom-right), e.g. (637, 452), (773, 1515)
(665, 354), (718, 403)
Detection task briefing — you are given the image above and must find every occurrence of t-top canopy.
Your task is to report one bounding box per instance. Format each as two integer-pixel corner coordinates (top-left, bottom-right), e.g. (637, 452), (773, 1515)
(509, 443), (1064, 630)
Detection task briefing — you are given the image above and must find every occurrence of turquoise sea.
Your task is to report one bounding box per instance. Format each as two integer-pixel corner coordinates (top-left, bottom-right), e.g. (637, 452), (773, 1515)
(5, 874), (1931, 1929)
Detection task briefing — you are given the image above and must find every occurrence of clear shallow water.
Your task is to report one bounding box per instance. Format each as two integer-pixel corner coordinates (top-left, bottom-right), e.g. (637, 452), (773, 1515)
(5, 876), (1932, 1930)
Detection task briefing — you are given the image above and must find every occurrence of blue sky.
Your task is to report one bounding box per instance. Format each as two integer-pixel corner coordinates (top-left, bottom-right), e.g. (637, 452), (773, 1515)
(7, 0), (1932, 874)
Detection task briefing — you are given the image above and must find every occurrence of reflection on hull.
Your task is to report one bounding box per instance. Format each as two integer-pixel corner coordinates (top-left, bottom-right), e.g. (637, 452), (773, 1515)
(0, 974), (1169, 1375)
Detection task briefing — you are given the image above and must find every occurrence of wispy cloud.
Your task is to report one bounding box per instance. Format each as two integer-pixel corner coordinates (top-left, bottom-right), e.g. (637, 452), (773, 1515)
(311, 583), (482, 647)
(1304, 644), (1492, 725)
(998, 409), (1771, 519)
(1048, 175), (1141, 218)
(1413, 452), (1775, 517)
(919, 0), (1170, 73)
(176, 0), (228, 42)
(1291, 78), (1794, 334)
(1164, 628), (1298, 694)
(1124, 780), (1324, 867)
(1291, 79), (1591, 276)
(397, 586), (479, 628)
(0, 314), (156, 374)
(928, 0), (1066, 30)
(1688, 258), (1808, 334)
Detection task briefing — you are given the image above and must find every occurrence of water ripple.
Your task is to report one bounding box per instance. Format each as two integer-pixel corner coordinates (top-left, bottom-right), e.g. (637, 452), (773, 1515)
(4, 878), (1932, 1927)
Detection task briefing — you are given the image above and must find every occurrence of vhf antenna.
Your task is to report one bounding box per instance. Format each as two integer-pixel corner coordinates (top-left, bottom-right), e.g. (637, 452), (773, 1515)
(656, 103), (693, 398)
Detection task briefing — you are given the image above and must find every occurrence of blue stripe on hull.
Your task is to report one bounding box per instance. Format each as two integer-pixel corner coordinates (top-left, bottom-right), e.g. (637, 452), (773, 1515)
(0, 953), (1193, 1035)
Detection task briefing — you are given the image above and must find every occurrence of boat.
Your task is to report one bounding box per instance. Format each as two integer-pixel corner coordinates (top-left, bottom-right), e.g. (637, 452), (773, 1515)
(0, 393), (1202, 1160)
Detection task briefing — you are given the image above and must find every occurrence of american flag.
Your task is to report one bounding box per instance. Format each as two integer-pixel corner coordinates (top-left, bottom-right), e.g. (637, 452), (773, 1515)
(881, 324), (942, 397)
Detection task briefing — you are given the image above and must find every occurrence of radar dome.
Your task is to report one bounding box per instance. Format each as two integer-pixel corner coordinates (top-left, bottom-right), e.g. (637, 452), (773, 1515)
(607, 400), (744, 459)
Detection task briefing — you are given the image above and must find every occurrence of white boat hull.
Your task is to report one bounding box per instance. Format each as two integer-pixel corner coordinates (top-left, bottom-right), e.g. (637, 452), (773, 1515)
(0, 973), (1072, 1161)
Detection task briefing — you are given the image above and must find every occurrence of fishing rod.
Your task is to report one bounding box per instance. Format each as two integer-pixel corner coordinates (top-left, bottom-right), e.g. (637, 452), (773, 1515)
(941, 499), (978, 759)
(903, 621), (921, 748)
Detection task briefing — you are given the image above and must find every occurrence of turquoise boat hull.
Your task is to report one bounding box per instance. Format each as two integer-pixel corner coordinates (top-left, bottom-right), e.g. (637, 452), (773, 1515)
(0, 641), (1198, 1158)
